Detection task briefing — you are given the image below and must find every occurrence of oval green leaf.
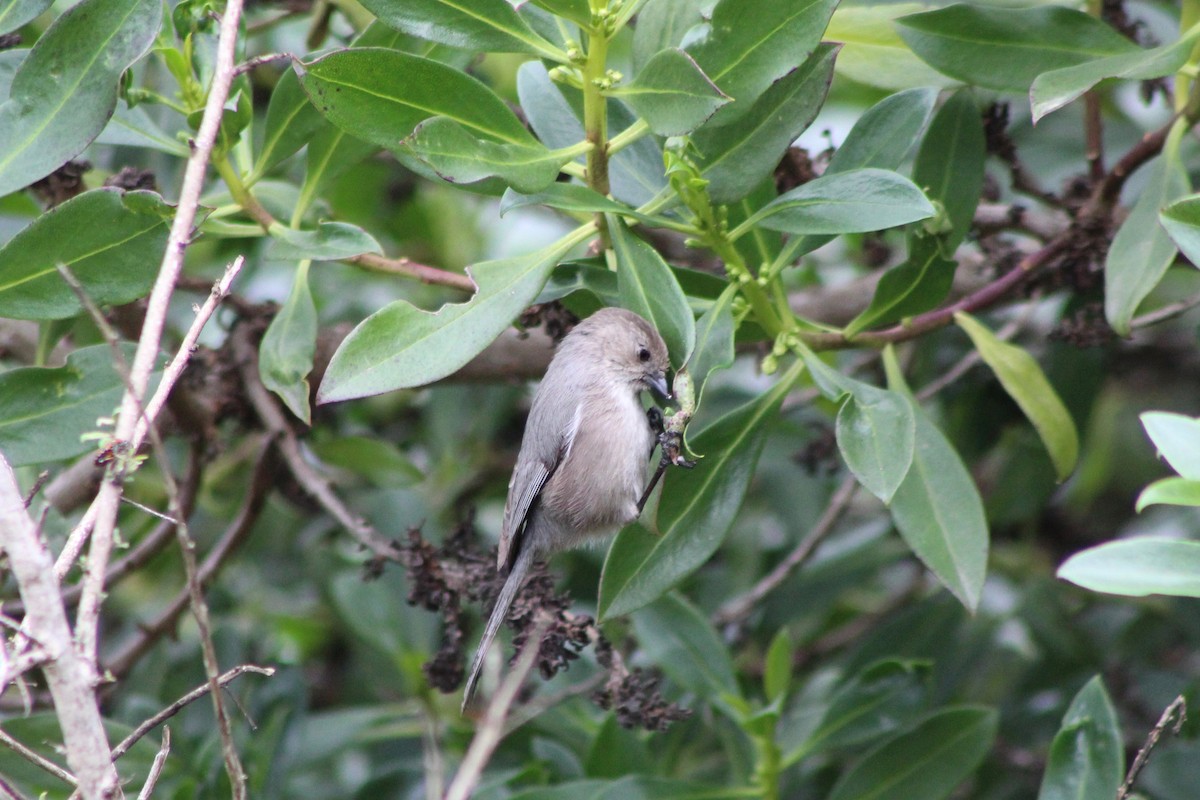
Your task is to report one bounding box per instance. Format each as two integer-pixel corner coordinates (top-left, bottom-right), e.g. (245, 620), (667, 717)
(268, 222), (382, 262)
(826, 5), (959, 91)
(631, 593), (739, 698)
(404, 115), (573, 193)
(749, 168), (935, 236)
(828, 707), (998, 800)
(0, 189), (171, 320)
(1135, 477), (1200, 512)
(259, 261), (317, 424)
(1140, 411), (1200, 480)
(610, 217), (696, 367)
(1058, 538), (1200, 598)
(598, 363), (800, 620)
(0, 0), (161, 195)
(955, 312), (1079, 481)
(614, 48), (729, 136)
(896, 4), (1137, 92)
(1107, 135), (1190, 336)
(1038, 676), (1123, 800)
(0, 344), (155, 466)
(0, 0), (51, 36)
(355, 0), (564, 60)
(317, 235), (580, 402)
(693, 43), (838, 204)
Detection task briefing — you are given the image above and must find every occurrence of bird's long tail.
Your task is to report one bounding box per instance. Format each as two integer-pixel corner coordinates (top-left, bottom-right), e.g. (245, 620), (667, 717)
(462, 543), (535, 712)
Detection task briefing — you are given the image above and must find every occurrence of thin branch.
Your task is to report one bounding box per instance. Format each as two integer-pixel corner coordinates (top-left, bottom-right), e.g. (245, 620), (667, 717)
(1130, 290), (1200, 330)
(1117, 695), (1187, 800)
(0, 775), (29, 800)
(111, 666), (275, 761)
(0, 726), (77, 786)
(349, 253), (476, 292)
(21, 471), (49, 509)
(135, 728), (170, 800)
(234, 52), (292, 76)
(236, 335), (399, 562)
(104, 442), (277, 679)
(712, 475), (859, 629)
(1084, 90), (1105, 183)
(56, 258), (244, 579)
(71, 0), (248, 673)
(445, 621), (549, 800)
(0, 453), (120, 796)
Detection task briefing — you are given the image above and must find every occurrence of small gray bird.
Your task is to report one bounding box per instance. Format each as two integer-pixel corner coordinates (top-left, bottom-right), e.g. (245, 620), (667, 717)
(462, 307), (670, 709)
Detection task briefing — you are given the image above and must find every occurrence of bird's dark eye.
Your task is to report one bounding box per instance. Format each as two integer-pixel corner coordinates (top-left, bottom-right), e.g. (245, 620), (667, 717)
(638, 347), (651, 362)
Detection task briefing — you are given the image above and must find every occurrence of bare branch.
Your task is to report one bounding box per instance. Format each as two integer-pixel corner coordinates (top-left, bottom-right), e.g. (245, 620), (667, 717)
(445, 621), (549, 800)
(1117, 695), (1187, 800)
(71, 0), (249, 670)
(236, 334), (399, 562)
(135, 728), (170, 800)
(0, 454), (119, 796)
(111, 665), (275, 761)
(712, 475), (858, 629)
(0, 726), (77, 787)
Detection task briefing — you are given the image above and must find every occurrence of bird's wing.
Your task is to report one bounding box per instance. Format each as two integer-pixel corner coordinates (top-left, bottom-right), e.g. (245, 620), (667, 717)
(497, 402), (583, 570)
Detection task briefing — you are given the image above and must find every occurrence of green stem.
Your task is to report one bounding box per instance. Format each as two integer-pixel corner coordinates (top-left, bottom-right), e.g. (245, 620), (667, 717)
(608, 118), (649, 156)
(752, 731), (782, 800)
(582, 26), (611, 243)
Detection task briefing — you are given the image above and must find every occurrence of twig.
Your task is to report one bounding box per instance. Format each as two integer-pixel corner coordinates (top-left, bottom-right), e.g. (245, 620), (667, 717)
(0, 775), (29, 800)
(1130, 290), (1200, 330)
(236, 335), (399, 561)
(1117, 695), (1187, 800)
(135, 728), (170, 800)
(916, 316), (1025, 401)
(234, 52), (292, 76)
(712, 475), (858, 628)
(117, 497), (177, 524)
(21, 471), (49, 509)
(105, 441), (277, 678)
(111, 665), (275, 761)
(1084, 91), (1105, 183)
(445, 620), (550, 800)
(349, 253), (476, 292)
(0, 453), (120, 796)
(0, 726), (77, 786)
(70, 0), (248, 675)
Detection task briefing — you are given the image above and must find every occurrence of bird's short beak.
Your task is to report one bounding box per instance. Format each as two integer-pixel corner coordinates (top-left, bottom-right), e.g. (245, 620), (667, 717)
(646, 372), (671, 400)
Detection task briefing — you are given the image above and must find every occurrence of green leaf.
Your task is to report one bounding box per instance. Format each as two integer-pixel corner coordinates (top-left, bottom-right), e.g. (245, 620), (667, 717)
(404, 116), (574, 193)
(1039, 676), (1123, 800)
(632, 0), (706, 72)
(912, 89), (985, 253)
(95, 103), (189, 156)
(0, 344), (156, 466)
(318, 235), (579, 402)
(845, 241), (956, 337)
(528, 0), (591, 27)
(955, 312), (1079, 481)
(0, 0), (162, 196)
(268, 222), (382, 262)
(693, 43), (838, 204)
(1106, 143), (1190, 336)
(500, 183), (657, 226)
(799, 350), (916, 505)
(828, 88), (938, 174)
(688, 0), (837, 115)
(686, 284), (736, 408)
(1058, 538), (1200, 598)
(310, 436), (423, 488)
(1135, 477), (1200, 512)
(1031, 29), (1200, 122)
(792, 87), (938, 257)
(1141, 411), (1200, 480)
(599, 363), (799, 620)
(631, 593), (739, 698)
(259, 262), (317, 424)
(748, 168), (935, 236)
(827, 707), (998, 800)
(297, 126), (378, 220)
(884, 348), (989, 611)
(0, 0), (51, 35)
(896, 4), (1137, 92)
(825, 5), (959, 91)
(0, 189), (170, 320)
(254, 66), (324, 180)
(785, 660), (930, 763)
(610, 217), (696, 367)
(1160, 193), (1200, 278)
(354, 0), (563, 60)
(614, 48), (729, 136)
(764, 628), (793, 702)
(298, 50), (533, 152)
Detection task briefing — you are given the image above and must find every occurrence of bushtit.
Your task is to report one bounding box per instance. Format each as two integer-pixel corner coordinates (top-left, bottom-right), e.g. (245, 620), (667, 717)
(462, 307), (670, 709)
